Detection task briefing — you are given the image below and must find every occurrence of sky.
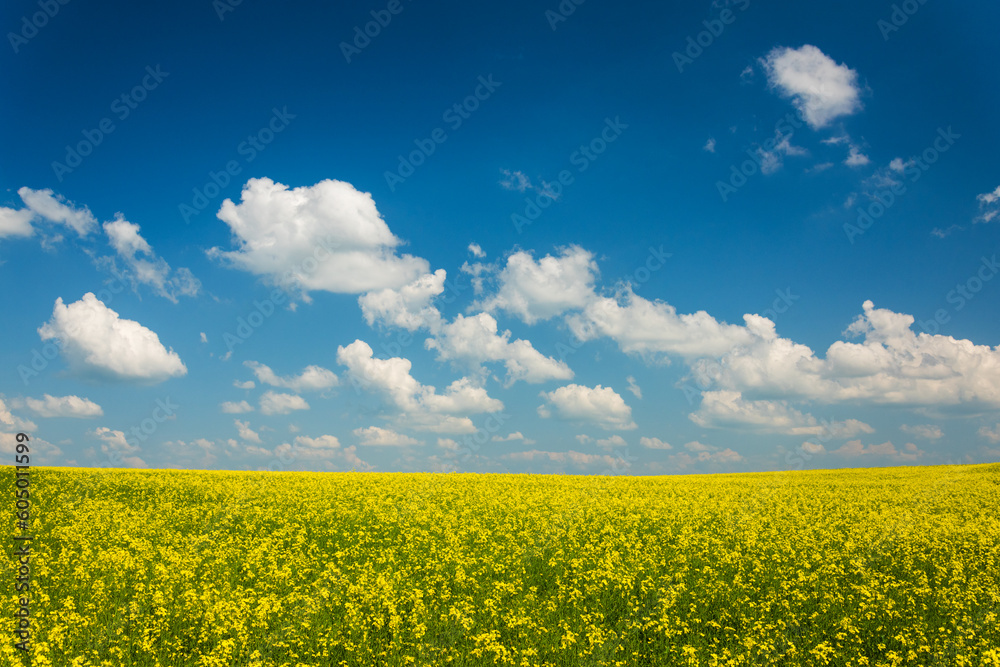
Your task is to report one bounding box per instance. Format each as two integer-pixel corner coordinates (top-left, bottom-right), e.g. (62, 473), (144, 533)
(1, 0), (999, 475)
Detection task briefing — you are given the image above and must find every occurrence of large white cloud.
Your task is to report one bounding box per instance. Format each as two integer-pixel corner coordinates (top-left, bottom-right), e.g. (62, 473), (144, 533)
(209, 177), (429, 294)
(38, 293), (187, 382)
(475, 246), (599, 324)
(538, 383), (636, 431)
(761, 45), (862, 129)
(103, 215), (200, 302)
(427, 313), (573, 385)
(337, 339), (503, 434)
(26, 394), (103, 418)
(244, 361), (338, 392)
(567, 286), (754, 359)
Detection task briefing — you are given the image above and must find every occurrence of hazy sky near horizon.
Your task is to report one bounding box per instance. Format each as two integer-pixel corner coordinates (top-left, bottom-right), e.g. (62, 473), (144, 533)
(1, 0), (999, 474)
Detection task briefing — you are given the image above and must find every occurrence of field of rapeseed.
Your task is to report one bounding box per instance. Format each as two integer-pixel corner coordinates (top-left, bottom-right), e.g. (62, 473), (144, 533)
(3, 464), (999, 667)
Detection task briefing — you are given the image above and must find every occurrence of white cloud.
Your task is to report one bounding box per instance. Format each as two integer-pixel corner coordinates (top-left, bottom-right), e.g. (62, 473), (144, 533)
(978, 424), (1000, 444)
(200, 332), (208, 343)
(0, 206), (34, 238)
(337, 339), (502, 433)
(468, 242), (485, 258)
(703, 137), (716, 153)
(492, 431), (529, 443)
(220, 400), (253, 414)
(0, 432), (61, 465)
(234, 380), (255, 390)
(234, 419), (262, 443)
(209, 177), (429, 295)
(567, 286), (753, 359)
(102, 215), (200, 302)
(975, 185), (1000, 223)
(358, 269), (445, 333)
(761, 45), (862, 129)
(475, 246), (599, 324)
(498, 169), (558, 199)
(640, 436), (672, 450)
(259, 391), (310, 416)
(426, 313), (573, 385)
(17, 187), (97, 236)
(667, 441), (744, 469)
(832, 439), (923, 462)
(900, 424), (943, 440)
(501, 449), (623, 470)
(437, 437), (460, 450)
(244, 361), (338, 392)
(25, 394), (103, 418)
(293, 434), (340, 450)
(537, 384), (636, 431)
(595, 435), (626, 449)
(690, 390), (874, 437)
(38, 293), (186, 382)
(0, 398), (37, 432)
(845, 146), (870, 167)
(626, 376), (642, 399)
(354, 426), (419, 447)
(92, 426), (138, 453)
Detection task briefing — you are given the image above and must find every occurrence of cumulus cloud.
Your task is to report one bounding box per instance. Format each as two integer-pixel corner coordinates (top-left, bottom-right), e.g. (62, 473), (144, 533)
(468, 243), (486, 258)
(844, 145), (871, 167)
(102, 215), (200, 302)
(354, 426), (420, 447)
(0, 206), (34, 239)
(38, 293), (186, 382)
(978, 424), (1000, 444)
(25, 394), (103, 418)
(900, 424), (943, 440)
(208, 177), (429, 295)
(595, 435), (627, 449)
(16, 187), (97, 236)
(259, 391), (310, 415)
(244, 361), (338, 392)
(690, 391), (874, 437)
(537, 384), (636, 431)
(93, 426), (138, 453)
(358, 270), (446, 333)
(220, 400), (253, 414)
(0, 398), (37, 432)
(475, 246), (599, 324)
(337, 339), (503, 434)
(567, 286), (753, 359)
(640, 436), (672, 450)
(761, 45), (862, 129)
(234, 419), (262, 443)
(426, 313), (573, 386)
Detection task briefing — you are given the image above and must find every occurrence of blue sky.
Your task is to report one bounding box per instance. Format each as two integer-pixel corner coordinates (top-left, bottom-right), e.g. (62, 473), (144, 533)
(2, 0), (999, 474)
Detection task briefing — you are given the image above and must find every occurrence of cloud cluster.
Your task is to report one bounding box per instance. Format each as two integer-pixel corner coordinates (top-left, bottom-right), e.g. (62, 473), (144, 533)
(537, 383), (636, 431)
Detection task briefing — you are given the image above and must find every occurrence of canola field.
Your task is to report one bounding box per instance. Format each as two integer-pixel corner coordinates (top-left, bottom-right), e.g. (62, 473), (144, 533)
(3, 465), (1000, 667)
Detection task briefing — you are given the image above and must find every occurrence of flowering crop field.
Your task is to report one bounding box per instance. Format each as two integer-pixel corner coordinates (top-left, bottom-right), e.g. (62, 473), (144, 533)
(3, 464), (1000, 667)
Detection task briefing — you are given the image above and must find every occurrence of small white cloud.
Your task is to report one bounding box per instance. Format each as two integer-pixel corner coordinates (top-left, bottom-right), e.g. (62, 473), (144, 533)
(200, 332), (208, 343)
(354, 426), (420, 447)
(844, 146), (870, 167)
(975, 185), (1000, 223)
(245, 361), (338, 392)
(259, 391), (310, 416)
(38, 293), (186, 382)
(234, 380), (255, 390)
(537, 384), (636, 431)
(640, 436), (672, 450)
(221, 400), (253, 414)
(900, 424), (943, 440)
(26, 394), (103, 418)
(595, 435), (626, 449)
(761, 45), (863, 129)
(0, 398), (37, 432)
(703, 137), (716, 153)
(626, 376), (642, 399)
(17, 187), (97, 236)
(234, 419), (262, 443)
(468, 242), (486, 258)
(978, 423), (1000, 444)
(102, 215), (200, 302)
